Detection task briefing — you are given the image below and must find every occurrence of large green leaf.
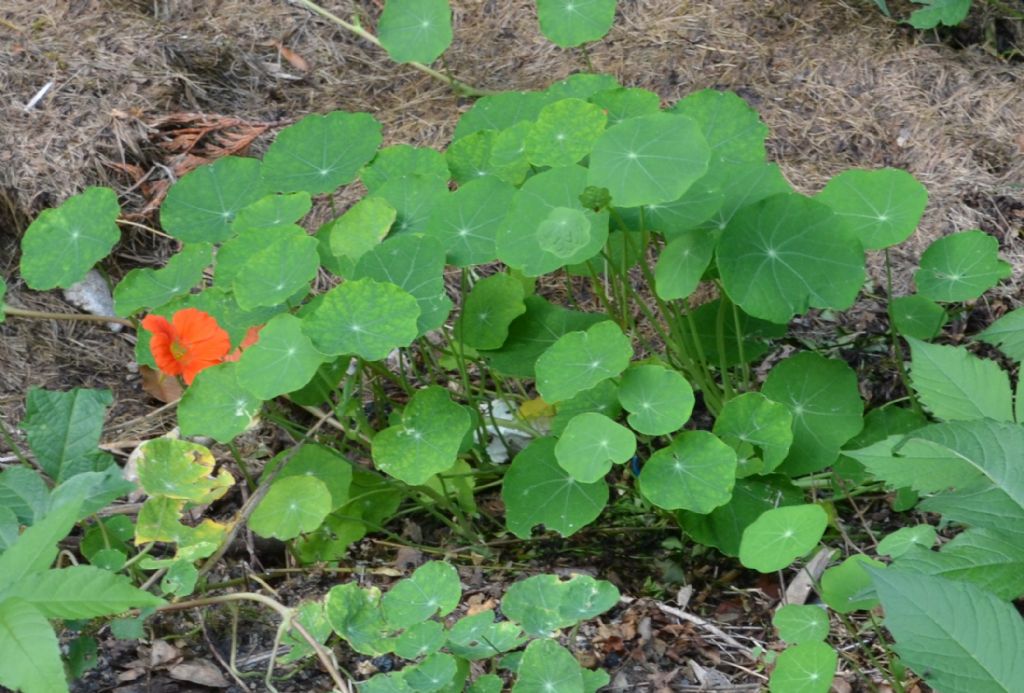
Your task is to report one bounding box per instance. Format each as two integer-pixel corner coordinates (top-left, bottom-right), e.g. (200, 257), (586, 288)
(502, 438), (607, 538)
(534, 321), (632, 402)
(324, 583), (390, 655)
(588, 113), (710, 208)
(301, 278), (420, 359)
(768, 641), (836, 693)
(535, 0), (617, 47)
(906, 338), (1013, 422)
(21, 388), (112, 482)
(232, 191), (312, 231)
(739, 504), (828, 573)
(455, 273), (527, 350)
(890, 294), (947, 341)
(699, 162), (791, 232)
(0, 565), (162, 619)
(773, 605), (831, 645)
(717, 193), (865, 324)
(762, 352), (863, 475)
(0, 467), (49, 525)
(134, 438), (232, 504)
(0, 599), (67, 693)
(977, 307), (1024, 362)
(321, 196), (396, 277)
(653, 228), (717, 301)
(525, 98), (606, 167)
(669, 89), (767, 167)
(554, 412), (635, 482)
(894, 529), (1024, 600)
(589, 87), (661, 125)
(914, 230), (1010, 302)
(815, 168), (928, 249)
(233, 233), (319, 310)
(214, 224), (305, 289)
(372, 174), (448, 236)
(377, 0), (452, 64)
(261, 112), (382, 194)
(618, 177), (724, 241)
(638, 431), (736, 513)
(236, 314), (325, 399)
(160, 157), (265, 242)
(502, 573), (618, 637)
(177, 362), (261, 443)
(447, 611), (526, 660)
(616, 364), (694, 435)
(114, 243), (211, 317)
(870, 567), (1024, 692)
(20, 187), (121, 290)
(426, 176), (516, 267)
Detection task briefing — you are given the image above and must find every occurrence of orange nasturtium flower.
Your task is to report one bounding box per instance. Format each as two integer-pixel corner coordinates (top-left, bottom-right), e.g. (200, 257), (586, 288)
(141, 308), (231, 385)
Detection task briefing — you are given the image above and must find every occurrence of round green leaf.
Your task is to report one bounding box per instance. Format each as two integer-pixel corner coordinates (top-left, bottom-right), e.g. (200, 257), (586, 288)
(503, 573), (618, 638)
(378, 0), (452, 64)
(373, 174), (449, 236)
(488, 121), (534, 185)
(301, 278), (420, 359)
(261, 111), (382, 194)
(393, 621), (445, 660)
(820, 554), (883, 613)
(739, 504), (829, 573)
(446, 130), (496, 184)
(877, 525), (937, 558)
(891, 294), (947, 340)
(177, 362), (261, 443)
(589, 87), (661, 125)
(135, 438), (232, 504)
(404, 652), (457, 692)
(214, 225), (306, 289)
(535, 321), (633, 403)
(323, 196), (396, 277)
(638, 431), (736, 513)
(654, 229), (717, 301)
(272, 444), (352, 511)
(763, 352), (864, 475)
(362, 144), (449, 192)
(232, 192), (312, 231)
(713, 392), (793, 477)
(250, 476), (331, 540)
(536, 0), (617, 47)
(700, 162), (792, 232)
(513, 638), (585, 692)
(372, 386), (471, 485)
(815, 168), (927, 249)
(914, 230), (1010, 302)
(619, 177), (724, 241)
(233, 233), (319, 310)
(161, 157), (265, 242)
(525, 98), (606, 167)
(382, 561), (461, 629)
(773, 605), (831, 644)
(325, 582), (390, 655)
(717, 193), (865, 324)
(502, 438), (608, 538)
(669, 89), (768, 167)
(555, 412), (635, 483)
(426, 176), (516, 266)
(536, 207), (592, 259)
(20, 187), (121, 290)
(453, 90), (551, 141)
(447, 611), (527, 660)
(769, 642), (836, 693)
(114, 243), (211, 317)
(588, 113), (710, 208)
(236, 314), (326, 399)
(617, 364), (694, 435)
(455, 273), (527, 350)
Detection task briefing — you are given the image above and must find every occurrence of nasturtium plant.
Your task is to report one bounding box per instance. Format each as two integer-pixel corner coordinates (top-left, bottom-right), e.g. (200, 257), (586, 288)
(773, 605), (830, 645)
(114, 243), (212, 317)
(739, 504), (829, 573)
(535, 0), (617, 48)
(455, 273), (527, 350)
(820, 554), (883, 613)
(378, 0), (453, 64)
(713, 392), (793, 477)
(301, 278), (420, 359)
(638, 431), (737, 513)
(534, 320), (632, 402)
(250, 476), (332, 540)
(815, 168), (927, 250)
(890, 294), (947, 340)
(554, 412), (635, 482)
(161, 157), (265, 243)
(617, 364), (694, 436)
(177, 362), (262, 442)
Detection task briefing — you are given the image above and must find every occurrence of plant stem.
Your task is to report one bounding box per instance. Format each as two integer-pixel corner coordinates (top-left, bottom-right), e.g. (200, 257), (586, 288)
(288, 0), (492, 97)
(883, 250), (924, 417)
(3, 305), (134, 327)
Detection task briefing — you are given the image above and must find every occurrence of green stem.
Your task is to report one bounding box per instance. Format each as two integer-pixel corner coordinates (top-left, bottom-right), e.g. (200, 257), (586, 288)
(288, 0), (493, 97)
(884, 250), (924, 417)
(3, 306), (134, 328)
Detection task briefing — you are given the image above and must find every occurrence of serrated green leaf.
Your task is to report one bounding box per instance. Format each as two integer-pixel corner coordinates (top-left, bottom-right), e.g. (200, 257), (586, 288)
(161, 157), (265, 242)
(301, 278), (420, 359)
(915, 230), (1010, 302)
(262, 111), (382, 194)
(617, 364), (694, 436)
(362, 144), (449, 192)
(455, 273), (527, 350)
(425, 176), (516, 267)
(739, 504), (828, 573)
(526, 98), (606, 167)
(236, 314), (325, 399)
(232, 191), (311, 231)
(0, 599), (68, 693)
(48, 467), (133, 522)
(894, 528), (1024, 600)
(870, 567), (1024, 692)
(177, 362), (261, 442)
(554, 412), (635, 483)
(0, 466), (49, 525)
(250, 476), (331, 540)
(638, 431), (736, 513)
(815, 168), (927, 249)
(654, 228), (716, 301)
(0, 565), (163, 618)
(512, 638), (584, 692)
(907, 338), (1013, 422)
(372, 387), (471, 485)
(820, 554), (883, 613)
(21, 387), (112, 482)
(20, 187), (121, 290)
(135, 438), (232, 503)
(378, 0), (452, 64)
(762, 352), (863, 476)
(891, 295), (947, 340)
(0, 501), (80, 590)
(232, 233), (319, 309)
(535, 0), (616, 47)
(535, 321), (631, 403)
(769, 641), (836, 693)
(773, 605), (830, 644)
(502, 438), (607, 538)
(114, 243), (211, 317)
(908, 0), (971, 28)
(977, 307), (1024, 362)
(588, 113), (710, 208)
(382, 561), (461, 629)
(717, 193), (865, 324)
(713, 392), (793, 477)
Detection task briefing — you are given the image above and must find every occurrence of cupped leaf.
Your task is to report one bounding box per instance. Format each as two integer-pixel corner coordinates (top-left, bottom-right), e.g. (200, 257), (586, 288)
(535, 0), (616, 47)
(250, 476), (331, 540)
(322, 196), (396, 277)
(232, 192), (312, 231)
(914, 230), (1010, 302)
(233, 233), (319, 310)
(114, 243), (211, 317)
(717, 193), (865, 324)
(21, 387), (112, 483)
(906, 338), (1013, 422)
(713, 392), (793, 477)
(870, 567), (1024, 692)
(638, 431), (736, 513)
(135, 438), (233, 504)
(891, 294), (947, 340)
(372, 386), (471, 486)
(177, 362), (261, 443)
(261, 111), (382, 194)
(426, 175), (516, 266)
(617, 364), (694, 436)
(535, 321), (632, 403)
(588, 113), (710, 208)
(773, 605), (830, 644)
(378, 0), (452, 64)
(739, 504), (828, 573)
(455, 273), (527, 350)
(554, 412), (635, 482)
(977, 307), (1024, 362)
(382, 561), (461, 629)
(502, 438), (608, 538)
(762, 352), (863, 476)
(236, 314), (325, 400)
(161, 157), (264, 242)
(20, 187), (121, 290)
(526, 98), (606, 167)
(815, 168), (927, 249)
(820, 554), (883, 613)
(362, 144), (449, 192)
(654, 228), (717, 301)
(768, 641), (836, 693)
(301, 278), (420, 359)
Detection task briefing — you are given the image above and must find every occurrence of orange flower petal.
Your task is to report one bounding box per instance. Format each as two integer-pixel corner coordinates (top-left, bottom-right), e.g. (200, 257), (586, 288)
(142, 314), (184, 378)
(141, 309), (230, 385)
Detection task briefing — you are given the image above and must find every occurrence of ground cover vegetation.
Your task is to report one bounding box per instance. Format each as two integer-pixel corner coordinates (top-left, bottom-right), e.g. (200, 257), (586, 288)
(1, 1), (1023, 692)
